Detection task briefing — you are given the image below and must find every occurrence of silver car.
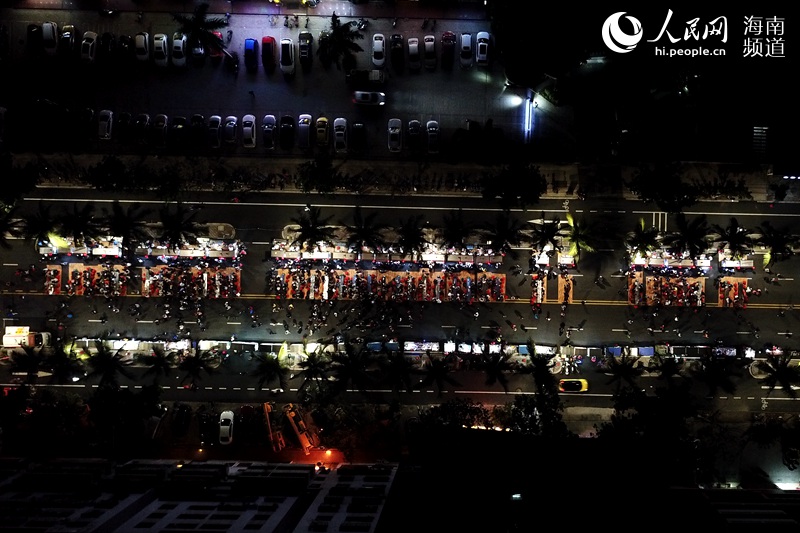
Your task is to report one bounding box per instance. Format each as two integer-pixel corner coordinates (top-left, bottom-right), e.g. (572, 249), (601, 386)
(207, 115), (222, 148)
(261, 114), (276, 150)
(242, 114), (256, 148)
(298, 113), (312, 150)
(333, 117), (347, 154)
(97, 109), (113, 140)
(223, 115), (238, 144)
(387, 118), (402, 152)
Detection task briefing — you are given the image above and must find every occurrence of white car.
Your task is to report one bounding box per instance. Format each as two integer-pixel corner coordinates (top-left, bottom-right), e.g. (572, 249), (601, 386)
(476, 31), (490, 66)
(261, 114), (276, 150)
(387, 118), (402, 152)
(135, 32), (149, 61)
(153, 33), (169, 67)
(171, 32), (187, 67)
(459, 33), (473, 68)
(372, 33), (385, 67)
(280, 38), (295, 75)
(333, 117), (347, 154)
(242, 114), (256, 148)
(219, 410), (234, 445)
(423, 35), (436, 70)
(81, 31), (97, 63)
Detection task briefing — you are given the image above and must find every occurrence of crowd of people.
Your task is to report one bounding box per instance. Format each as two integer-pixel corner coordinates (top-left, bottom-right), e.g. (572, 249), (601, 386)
(45, 268), (61, 295)
(67, 264), (131, 299)
(142, 264), (241, 300)
(718, 278), (748, 309)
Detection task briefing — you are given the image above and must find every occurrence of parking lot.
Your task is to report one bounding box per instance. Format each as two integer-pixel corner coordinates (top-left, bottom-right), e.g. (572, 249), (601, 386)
(1, 8), (534, 157)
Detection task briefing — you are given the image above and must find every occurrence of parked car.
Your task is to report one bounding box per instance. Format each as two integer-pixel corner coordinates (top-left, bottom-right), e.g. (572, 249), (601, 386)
(298, 113), (312, 150)
(318, 30), (331, 67)
(298, 31), (312, 67)
(261, 114), (276, 149)
(352, 91), (386, 106)
(559, 378), (589, 392)
(372, 33), (385, 67)
(223, 115), (238, 144)
(172, 403), (192, 437)
(169, 115), (188, 148)
(207, 115), (222, 148)
(441, 31), (456, 69)
(426, 120), (440, 154)
(407, 119), (422, 150)
(210, 31), (224, 59)
(390, 34), (404, 71)
(242, 114), (256, 148)
(315, 116), (329, 146)
(171, 32), (187, 67)
(134, 113), (150, 143)
(42, 22), (58, 56)
(280, 38), (295, 75)
(80, 31), (97, 63)
(58, 24), (79, 58)
(407, 37), (421, 71)
(261, 36), (276, 71)
(387, 118), (402, 152)
(153, 33), (169, 66)
(333, 117), (347, 154)
(423, 35), (436, 70)
(116, 111), (132, 143)
(151, 113), (168, 145)
(97, 109), (113, 140)
(190, 114), (205, 146)
(134, 32), (149, 61)
(244, 38), (258, 73)
(191, 37), (204, 59)
(476, 31), (490, 66)
(459, 32), (473, 68)
(26, 24), (42, 57)
(218, 410), (234, 445)
(279, 114), (294, 149)
(97, 32), (115, 62)
(117, 34), (134, 62)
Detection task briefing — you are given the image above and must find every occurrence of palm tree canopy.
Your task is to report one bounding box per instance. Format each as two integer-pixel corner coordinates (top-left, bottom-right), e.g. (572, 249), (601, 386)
(481, 351), (512, 392)
(343, 206), (385, 253)
(297, 350), (332, 393)
(178, 351), (217, 388)
(441, 209), (474, 250)
(605, 352), (645, 392)
(530, 213), (562, 253)
(480, 212), (524, 257)
(316, 12), (365, 70)
(252, 352), (289, 390)
(564, 212), (596, 258)
(171, 3), (227, 56)
(712, 217), (752, 258)
(626, 218), (661, 257)
(755, 220), (797, 268)
(101, 201), (152, 258)
(141, 346), (176, 383)
(159, 202), (200, 249)
(87, 342), (133, 389)
(58, 203), (103, 247)
(290, 205), (335, 251)
(22, 201), (60, 245)
(756, 355), (800, 399)
(418, 352), (461, 397)
(395, 215), (428, 257)
(379, 351), (415, 393)
(663, 213), (710, 259)
(330, 341), (376, 393)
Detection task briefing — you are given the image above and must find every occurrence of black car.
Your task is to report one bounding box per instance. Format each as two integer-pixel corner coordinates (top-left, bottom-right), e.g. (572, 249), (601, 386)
(407, 119), (422, 150)
(26, 24), (42, 57)
(351, 122), (367, 153)
(441, 31), (456, 69)
(172, 403), (192, 437)
(58, 24), (79, 58)
(116, 111), (132, 143)
(298, 31), (312, 67)
(134, 113), (150, 144)
(279, 115), (294, 150)
(243, 38), (258, 73)
(116, 34), (134, 62)
(169, 115), (188, 149)
(190, 114), (206, 147)
(390, 34), (404, 72)
(98, 32), (116, 62)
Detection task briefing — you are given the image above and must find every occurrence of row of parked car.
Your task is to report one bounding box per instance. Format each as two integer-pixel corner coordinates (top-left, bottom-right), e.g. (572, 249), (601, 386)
(372, 31), (490, 71)
(30, 21), (223, 65)
(91, 110), (441, 154)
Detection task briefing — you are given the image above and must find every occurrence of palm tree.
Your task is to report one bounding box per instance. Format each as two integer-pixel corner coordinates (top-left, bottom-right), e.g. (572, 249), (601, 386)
(329, 340), (376, 394)
(529, 213), (562, 254)
(342, 206), (385, 258)
(158, 202), (200, 251)
(87, 341), (133, 390)
(379, 351), (416, 394)
(480, 350), (512, 392)
(441, 208), (475, 254)
(21, 201), (60, 246)
(712, 217), (752, 259)
(480, 212), (524, 259)
(296, 349), (332, 396)
(0, 205), (24, 249)
(251, 352), (290, 391)
(290, 205), (336, 251)
(648, 354), (685, 389)
(395, 215), (428, 260)
(45, 343), (85, 385)
(756, 221), (797, 269)
(58, 203), (103, 248)
(690, 354), (738, 396)
(755, 354), (800, 399)
(9, 345), (44, 384)
(563, 212), (596, 260)
(417, 351), (461, 397)
(140, 345), (177, 385)
(178, 351), (217, 390)
(523, 342), (559, 395)
(604, 352), (644, 393)
(171, 2), (229, 58)
(101, 201), (153, 263)
(663, 213), (710, 259)
(626, 218), (661, 259)
(315, 12), (365, 71)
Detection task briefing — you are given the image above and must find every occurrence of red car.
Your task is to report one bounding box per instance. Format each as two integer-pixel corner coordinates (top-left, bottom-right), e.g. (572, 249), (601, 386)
(210, 30), (224, 59)
(261, 36), (276, 71)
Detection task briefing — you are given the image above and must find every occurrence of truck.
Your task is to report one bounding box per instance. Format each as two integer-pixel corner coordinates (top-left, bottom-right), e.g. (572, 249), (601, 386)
(346, 69), (385, 88)
(3, 326), (51, 349)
